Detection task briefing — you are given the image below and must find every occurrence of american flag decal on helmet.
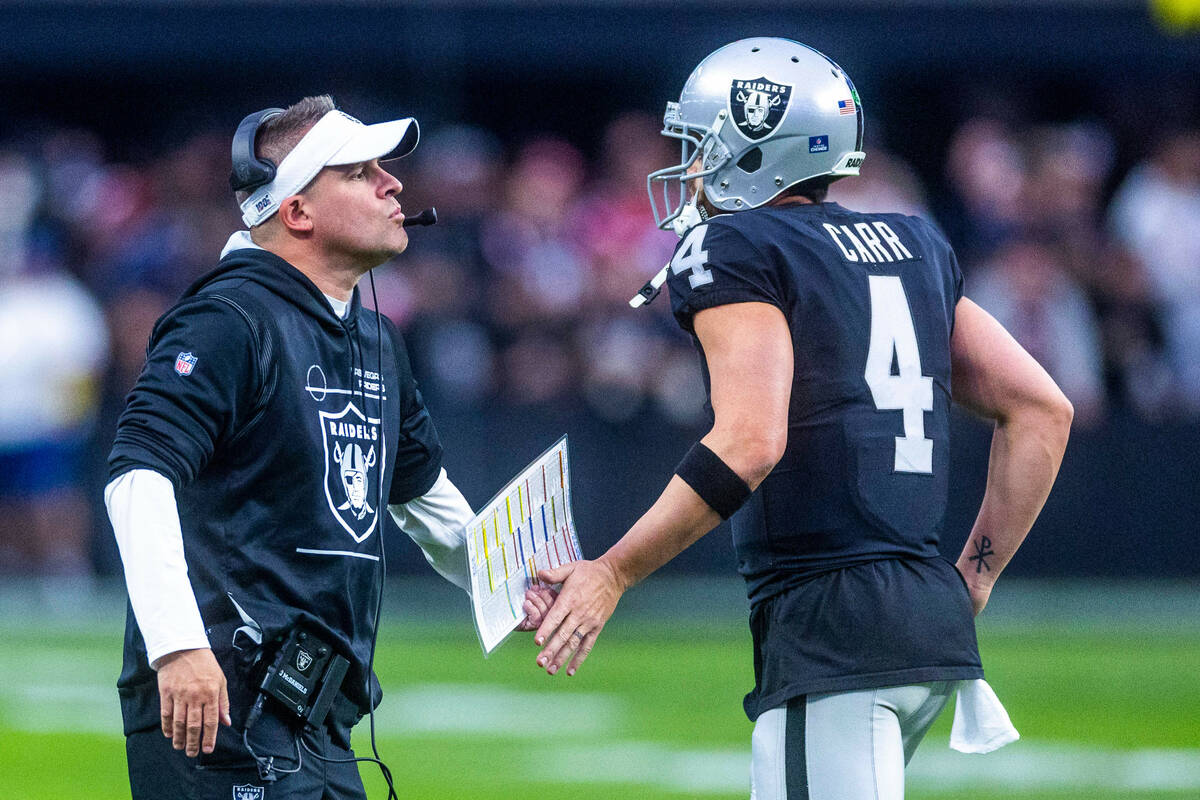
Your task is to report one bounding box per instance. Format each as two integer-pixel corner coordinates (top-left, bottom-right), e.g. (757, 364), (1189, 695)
(838, 98), (856, 116)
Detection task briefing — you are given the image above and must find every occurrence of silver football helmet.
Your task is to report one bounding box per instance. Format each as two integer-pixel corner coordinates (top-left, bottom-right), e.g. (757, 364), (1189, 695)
(648, 37), (866, 233)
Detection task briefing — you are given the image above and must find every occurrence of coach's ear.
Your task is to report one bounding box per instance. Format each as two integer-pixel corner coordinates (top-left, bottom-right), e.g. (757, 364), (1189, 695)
(277, 194), (313, 234)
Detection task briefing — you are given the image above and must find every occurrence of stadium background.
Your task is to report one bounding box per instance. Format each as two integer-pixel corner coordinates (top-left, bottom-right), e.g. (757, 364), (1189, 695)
(1, 0), (1198, 797)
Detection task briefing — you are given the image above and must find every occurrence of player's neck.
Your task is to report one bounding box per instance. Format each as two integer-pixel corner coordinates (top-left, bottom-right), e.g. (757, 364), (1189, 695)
(769, 195), (820, 207)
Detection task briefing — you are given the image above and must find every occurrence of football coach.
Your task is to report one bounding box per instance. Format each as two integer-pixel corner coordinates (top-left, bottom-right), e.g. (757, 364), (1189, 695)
(105, 95), (549, 799)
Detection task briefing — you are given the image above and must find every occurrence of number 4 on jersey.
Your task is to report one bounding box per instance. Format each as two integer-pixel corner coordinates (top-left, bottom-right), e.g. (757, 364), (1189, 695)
(671, 224), (714, 289)
(865, 275), (934, 474)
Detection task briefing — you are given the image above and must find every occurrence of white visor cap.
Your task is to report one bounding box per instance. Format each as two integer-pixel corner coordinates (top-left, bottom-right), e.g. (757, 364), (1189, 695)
(240, 109), (419, 228)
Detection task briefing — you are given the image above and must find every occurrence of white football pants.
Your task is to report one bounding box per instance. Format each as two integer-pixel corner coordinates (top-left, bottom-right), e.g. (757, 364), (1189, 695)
(750, 681), (959, 800)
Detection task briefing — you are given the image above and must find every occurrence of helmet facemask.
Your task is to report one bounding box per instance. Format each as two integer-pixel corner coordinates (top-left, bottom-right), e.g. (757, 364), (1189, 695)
(647, 102), (732, 232)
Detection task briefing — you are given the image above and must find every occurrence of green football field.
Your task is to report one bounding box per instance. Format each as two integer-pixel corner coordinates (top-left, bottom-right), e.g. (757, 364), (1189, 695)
(2, 578), (1198, 800)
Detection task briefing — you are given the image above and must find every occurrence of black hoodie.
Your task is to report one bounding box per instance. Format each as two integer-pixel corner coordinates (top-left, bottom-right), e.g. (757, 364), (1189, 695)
(108, 245), (443, 757)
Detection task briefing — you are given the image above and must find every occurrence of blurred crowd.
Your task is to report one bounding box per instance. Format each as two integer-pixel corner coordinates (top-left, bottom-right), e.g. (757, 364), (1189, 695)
(1, 106), (1198, 581)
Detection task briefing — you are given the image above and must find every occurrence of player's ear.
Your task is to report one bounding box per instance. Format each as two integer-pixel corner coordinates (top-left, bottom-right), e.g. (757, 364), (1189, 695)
(278, 194), (313, 233)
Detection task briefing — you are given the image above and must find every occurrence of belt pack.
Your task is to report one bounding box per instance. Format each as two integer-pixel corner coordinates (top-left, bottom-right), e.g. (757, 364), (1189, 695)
(257, 626), (350, 730)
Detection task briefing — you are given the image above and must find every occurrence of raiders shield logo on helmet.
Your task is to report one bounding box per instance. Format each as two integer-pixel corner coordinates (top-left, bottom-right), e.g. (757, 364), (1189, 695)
(729, 77), (793, 141)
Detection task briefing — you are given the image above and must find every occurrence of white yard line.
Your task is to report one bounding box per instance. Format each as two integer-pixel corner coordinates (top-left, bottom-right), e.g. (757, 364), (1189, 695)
(4, 678), (1199, 794)
(538, 741), (750, 793)
(539, 741), (1200, 794)
(0, 680), (623, 738)
(370, 683), (623, 736)
(908, 743), (1200, 793)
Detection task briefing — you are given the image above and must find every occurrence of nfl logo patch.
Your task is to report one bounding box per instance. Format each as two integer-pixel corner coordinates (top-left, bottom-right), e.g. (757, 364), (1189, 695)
(232, 785), (264, 800)
(174, 352), (198, 376)
(809, 135), (829, 153)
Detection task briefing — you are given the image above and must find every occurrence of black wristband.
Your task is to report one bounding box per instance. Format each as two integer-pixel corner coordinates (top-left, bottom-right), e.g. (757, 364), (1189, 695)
(674, 442), (751, 520)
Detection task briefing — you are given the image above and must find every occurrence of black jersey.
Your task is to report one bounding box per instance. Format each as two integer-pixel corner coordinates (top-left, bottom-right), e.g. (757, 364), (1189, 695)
(666, 202), (982, 716)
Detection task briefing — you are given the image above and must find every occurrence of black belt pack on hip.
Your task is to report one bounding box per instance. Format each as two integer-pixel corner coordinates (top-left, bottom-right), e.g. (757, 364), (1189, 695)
(257, 626), (350, 729)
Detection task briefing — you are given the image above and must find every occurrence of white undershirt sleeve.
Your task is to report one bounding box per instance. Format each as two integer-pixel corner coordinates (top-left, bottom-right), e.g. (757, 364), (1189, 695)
(388, 468), (472, 593)
(104, 469), (210, 668)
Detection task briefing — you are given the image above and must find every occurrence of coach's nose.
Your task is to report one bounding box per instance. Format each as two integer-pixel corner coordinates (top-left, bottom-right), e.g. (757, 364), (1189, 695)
(382, 171), (402, 199)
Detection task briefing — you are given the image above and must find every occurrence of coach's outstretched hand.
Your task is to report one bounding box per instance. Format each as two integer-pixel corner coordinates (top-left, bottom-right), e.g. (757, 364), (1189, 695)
(533, 558), (625, 676)
(156, 647), (231, 757)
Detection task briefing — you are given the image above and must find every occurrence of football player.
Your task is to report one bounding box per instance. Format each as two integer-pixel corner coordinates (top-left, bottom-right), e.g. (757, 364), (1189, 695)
(534, 38), (1073, 799)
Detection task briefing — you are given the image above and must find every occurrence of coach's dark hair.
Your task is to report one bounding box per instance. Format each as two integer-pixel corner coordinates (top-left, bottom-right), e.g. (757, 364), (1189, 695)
(782, 176), (833, 204)
(233, 95), (336, 205)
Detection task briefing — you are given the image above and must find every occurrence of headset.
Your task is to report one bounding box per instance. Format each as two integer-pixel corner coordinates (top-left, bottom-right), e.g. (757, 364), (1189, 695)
(230, 108), (285, 194)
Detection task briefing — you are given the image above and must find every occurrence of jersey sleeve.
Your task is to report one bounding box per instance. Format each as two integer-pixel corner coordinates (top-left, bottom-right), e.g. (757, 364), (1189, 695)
(942, 230), (965, 304)
(108, 298), (261, 488)
(951, 248), (965, 304)
(383, 319), (445, 505)
(666, 220), (783, 333)
(911, 215), (964, 304)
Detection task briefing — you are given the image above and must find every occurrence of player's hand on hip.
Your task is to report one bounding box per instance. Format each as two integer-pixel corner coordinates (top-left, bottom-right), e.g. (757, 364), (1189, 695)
(517, 584), (558, 631)
(533, 559), (623, 677)
(156, 647), (232, 757)
(967, 583), (992, 616)
(954, 559), (994, 616)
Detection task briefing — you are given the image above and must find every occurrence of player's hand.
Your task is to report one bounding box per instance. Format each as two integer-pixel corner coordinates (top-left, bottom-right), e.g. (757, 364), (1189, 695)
(533, 558), (624, 677)
(966, 583), (991, 616)
(156, 648), (232, 757)
(516, 584), (558, 631)
(955, 561), (993, 616)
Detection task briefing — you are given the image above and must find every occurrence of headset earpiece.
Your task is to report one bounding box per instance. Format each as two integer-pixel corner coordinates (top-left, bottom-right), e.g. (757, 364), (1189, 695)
(230, 107), (285, 193)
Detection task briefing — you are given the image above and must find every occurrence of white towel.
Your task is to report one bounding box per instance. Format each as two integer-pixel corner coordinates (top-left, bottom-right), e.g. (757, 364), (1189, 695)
(949, 679), (1020, 754)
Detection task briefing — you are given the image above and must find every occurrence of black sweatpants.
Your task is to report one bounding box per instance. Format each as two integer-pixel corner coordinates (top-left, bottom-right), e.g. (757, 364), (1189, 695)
(126, 722), (367, 800)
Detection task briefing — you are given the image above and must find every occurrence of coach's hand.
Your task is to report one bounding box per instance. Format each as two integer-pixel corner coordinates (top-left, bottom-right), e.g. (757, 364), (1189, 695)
(517, 584), (558, 631)
(533, 558), (624, 677)
(156, 648), (231, 757)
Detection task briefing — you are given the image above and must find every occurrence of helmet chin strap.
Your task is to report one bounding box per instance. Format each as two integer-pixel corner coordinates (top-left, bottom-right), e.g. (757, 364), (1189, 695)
(670, 193), (710, 238)
(630, 193), (713, 309)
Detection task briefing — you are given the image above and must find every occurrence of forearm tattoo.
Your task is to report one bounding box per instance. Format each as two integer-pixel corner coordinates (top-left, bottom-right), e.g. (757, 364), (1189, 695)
(967, 535), (994, 574)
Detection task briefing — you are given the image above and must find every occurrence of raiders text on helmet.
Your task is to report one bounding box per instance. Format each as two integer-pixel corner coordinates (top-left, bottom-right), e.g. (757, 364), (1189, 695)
(647, 37), (866, 231)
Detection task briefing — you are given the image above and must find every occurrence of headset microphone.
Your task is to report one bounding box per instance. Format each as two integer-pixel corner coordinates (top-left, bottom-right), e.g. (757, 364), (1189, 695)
(402, 207), (438, 227)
